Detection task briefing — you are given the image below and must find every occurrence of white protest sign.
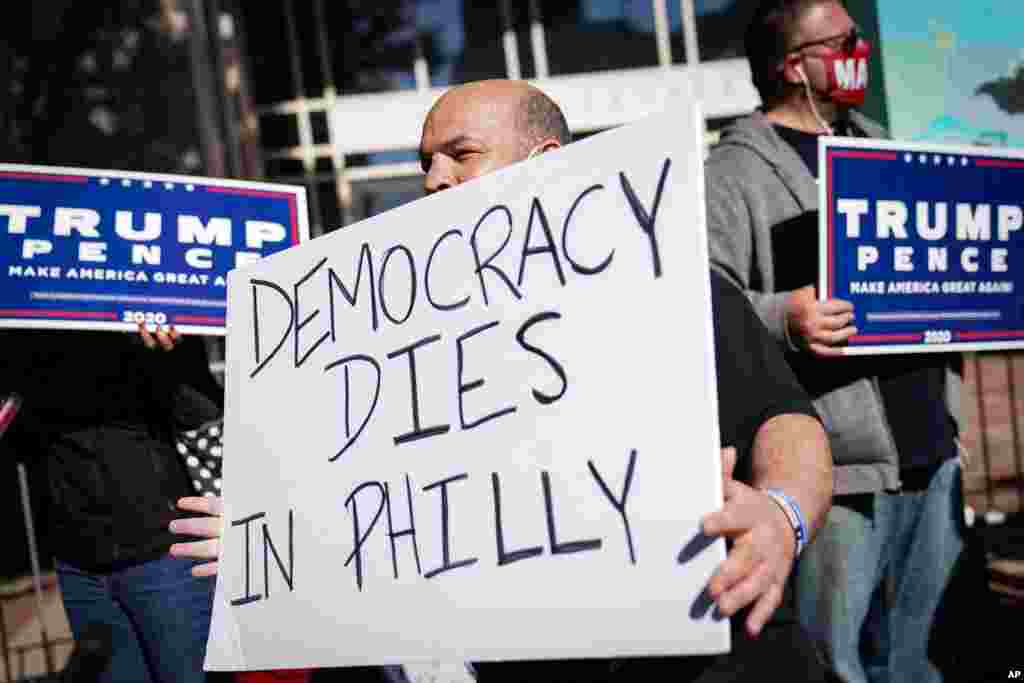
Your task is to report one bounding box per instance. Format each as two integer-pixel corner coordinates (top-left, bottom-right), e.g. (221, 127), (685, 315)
(207, 102), (728, 671)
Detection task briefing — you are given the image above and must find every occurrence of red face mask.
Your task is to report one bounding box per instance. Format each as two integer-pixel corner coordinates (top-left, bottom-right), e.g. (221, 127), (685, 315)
(788, 35), (872, 107)
(820, 39), (871, 106)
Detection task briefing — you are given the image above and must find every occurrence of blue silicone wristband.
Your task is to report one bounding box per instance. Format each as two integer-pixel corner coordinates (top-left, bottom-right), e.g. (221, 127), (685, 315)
(764, 488), (807, 556)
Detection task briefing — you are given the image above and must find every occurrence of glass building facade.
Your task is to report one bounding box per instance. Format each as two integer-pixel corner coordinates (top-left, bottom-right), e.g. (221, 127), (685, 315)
(239, 0), (764, 233)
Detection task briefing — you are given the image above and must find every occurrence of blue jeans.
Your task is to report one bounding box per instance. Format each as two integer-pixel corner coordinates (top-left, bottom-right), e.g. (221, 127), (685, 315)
(57, 555), (215, 683)
(796, 458), (963, 683)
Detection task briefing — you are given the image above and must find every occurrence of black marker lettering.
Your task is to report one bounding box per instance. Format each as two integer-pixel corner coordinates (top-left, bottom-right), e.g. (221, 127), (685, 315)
(423, 474), (478, 578)
(385, 475), (423, 579)
(250, 280), (294, 379)
(470, 205), (522, 306)
(542, 472), (602, 555)
(324, 354), (382, 462)
(562, 184), (614, 275)
(515, 311), (568, 405)
(457, 320), (517, 430)
(294, 257), (329, 368)
(492, 472), (543, 566)
(589, 449), (638, 564)
(344, 482), (386, 591)
(517, 197), (566, 288)
(378, 244), (418, 326)
(344, 364), (351, 437)
(328, 242), (379, 338)
(388, 334), (451, 445)
(231, 512), (266, 606)
(425, 229), (470, 311)
(262, 509), (295, 597)
(619, 158), (672, 278)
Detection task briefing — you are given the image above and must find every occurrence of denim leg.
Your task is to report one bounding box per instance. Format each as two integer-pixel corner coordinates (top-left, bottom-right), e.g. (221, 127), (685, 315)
(886, 459), (964, 683)
(796, 496), (888, 683)
(57, 560), (153, 683)
(111, 555), (215, 683)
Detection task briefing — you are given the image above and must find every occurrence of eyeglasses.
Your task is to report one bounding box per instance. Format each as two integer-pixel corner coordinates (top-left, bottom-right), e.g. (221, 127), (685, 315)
(788, 26), (863, 54)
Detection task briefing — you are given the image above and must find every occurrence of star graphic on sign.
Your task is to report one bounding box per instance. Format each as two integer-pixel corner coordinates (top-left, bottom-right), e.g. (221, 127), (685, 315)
(933, 155), (942, 165)
(947, 156), (956, 166)
(919, 154), (928, 163)
(904, 153), (913, 163)
(961, 157), (969, 166)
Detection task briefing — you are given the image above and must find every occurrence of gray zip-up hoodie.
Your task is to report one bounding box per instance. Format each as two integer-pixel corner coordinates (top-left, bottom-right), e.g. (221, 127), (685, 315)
(705, 111), (961, 495)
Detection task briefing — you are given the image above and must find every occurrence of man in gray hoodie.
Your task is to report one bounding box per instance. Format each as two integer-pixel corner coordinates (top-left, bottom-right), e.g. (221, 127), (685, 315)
(705, 1), (963, 682)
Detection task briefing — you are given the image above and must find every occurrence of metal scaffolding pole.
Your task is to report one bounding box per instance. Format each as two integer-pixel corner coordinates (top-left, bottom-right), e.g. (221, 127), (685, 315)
(17, 463), (54, 677)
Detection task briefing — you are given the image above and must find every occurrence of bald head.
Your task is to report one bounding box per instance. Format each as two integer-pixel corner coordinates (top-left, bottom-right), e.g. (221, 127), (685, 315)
(419, 80), (570, 194)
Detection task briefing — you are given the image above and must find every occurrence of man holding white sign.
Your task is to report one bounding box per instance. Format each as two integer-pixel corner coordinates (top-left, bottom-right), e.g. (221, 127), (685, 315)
(173, 79), (831, 681)
(705, 2), (964, 682)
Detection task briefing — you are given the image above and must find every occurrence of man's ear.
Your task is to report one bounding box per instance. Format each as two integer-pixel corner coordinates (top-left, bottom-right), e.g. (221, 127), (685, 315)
(780, 54), (805, 86)
(536, 137), (562, 154)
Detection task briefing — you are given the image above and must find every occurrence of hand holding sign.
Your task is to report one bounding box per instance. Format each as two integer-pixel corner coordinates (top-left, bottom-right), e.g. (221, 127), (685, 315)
(702, 445), (797, 638)
(169, 495), (224, 577)
(785, 285), (857, 357)
(137, 321), (182, 351)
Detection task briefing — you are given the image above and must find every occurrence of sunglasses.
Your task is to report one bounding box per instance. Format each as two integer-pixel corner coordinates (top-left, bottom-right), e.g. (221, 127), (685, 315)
(788, 26), (863, 54)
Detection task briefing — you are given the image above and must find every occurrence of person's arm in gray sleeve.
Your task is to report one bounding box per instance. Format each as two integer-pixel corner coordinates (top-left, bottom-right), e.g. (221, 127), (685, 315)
(705, 165), (795, 347)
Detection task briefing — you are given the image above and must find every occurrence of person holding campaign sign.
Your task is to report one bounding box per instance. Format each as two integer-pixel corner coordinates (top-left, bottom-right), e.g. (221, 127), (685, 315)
(705, 2), (964, 682)
(0, 324), (223, 683)
(172, 79), (834, 682)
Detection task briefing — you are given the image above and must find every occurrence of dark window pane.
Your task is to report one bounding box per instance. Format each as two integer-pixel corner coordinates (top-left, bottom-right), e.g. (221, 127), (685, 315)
(415, 0), (486, 86)
(695, 0), (755, 62)
(539, 1), (666, 74)
(351, 177), (424, 221)
(450, 2), (522, 82)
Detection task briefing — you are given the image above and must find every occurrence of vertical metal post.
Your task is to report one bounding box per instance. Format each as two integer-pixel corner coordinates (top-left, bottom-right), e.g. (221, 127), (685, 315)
(0, 392), (19, 680)
(413, 37), (431, 91)
(528, 0), (549, 79)
(310, 0), (335, 94)
(973, 354), (995, 511)
(282, 0), (324, 236)
(652, 0), (672, 67)
(226, 5), (267, 179)
(499, 0), (522, 80)
(17, 463), (54, 676)
(202, 0), (244, 177)
(186, 0), (227, 176)
(679, 0), (700, 65)
(310, 0), (350, 229)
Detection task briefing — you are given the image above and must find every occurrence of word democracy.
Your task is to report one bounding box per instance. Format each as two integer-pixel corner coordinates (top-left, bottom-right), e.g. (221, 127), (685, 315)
(836, 198), (1022, 273)
(245, 160), (672, 466)
(0, 203), (287, 268)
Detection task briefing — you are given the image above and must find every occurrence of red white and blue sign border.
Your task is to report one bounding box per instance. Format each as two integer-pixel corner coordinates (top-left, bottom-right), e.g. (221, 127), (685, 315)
(818, 137), (1024, 355)
(0, 164), (309, 335)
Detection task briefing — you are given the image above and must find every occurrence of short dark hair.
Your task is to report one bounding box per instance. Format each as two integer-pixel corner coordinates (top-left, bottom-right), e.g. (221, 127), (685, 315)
(518, 88), (572, 151)
(745, 0), (833, 104)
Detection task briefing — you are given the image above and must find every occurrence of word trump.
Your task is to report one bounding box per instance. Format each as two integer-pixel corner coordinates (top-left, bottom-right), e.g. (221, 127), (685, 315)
(836, 199), (1022, 273)
(1, 203), (287, 268)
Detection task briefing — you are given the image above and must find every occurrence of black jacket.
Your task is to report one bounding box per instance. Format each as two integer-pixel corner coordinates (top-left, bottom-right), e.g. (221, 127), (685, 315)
(0, 329), (222, 571)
